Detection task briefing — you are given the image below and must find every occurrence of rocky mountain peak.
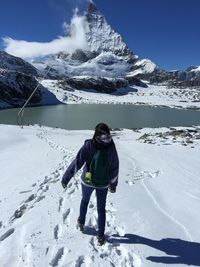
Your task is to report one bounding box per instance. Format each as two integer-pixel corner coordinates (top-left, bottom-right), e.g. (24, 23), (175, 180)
(87, 2), (98, 14)
(85, 2), (135, 58)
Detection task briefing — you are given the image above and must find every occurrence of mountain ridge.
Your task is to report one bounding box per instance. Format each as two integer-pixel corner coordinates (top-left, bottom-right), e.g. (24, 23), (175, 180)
(0, 2), (200, 109)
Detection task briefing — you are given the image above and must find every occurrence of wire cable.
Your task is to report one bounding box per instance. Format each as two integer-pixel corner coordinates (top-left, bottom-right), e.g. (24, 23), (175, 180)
(17, 66), (51, 128)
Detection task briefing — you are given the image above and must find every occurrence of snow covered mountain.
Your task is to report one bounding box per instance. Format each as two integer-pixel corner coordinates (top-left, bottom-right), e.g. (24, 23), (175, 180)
(31, 2), (152, 93)
(1, 2), (200, 109)
(138, 65), (200, 87)
(0, 51), (37, 76)
(85, 2), (134, 58)
(0, 2), (156, 108)
(0, 52), (60, 109)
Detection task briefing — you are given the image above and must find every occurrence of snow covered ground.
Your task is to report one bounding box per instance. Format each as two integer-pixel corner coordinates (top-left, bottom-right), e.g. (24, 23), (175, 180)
(0, 124), (200, 266)
(42, 80), (200, 110)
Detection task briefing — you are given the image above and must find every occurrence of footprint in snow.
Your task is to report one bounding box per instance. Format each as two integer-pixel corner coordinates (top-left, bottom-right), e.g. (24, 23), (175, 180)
(68, 188), (76, 195)
(67, 182), (73, 189)
(95, 241), (136, 267)
(58, 197), (64, 212)
(54, 172), (60, 179)
(126, 170), (160, 185)
(19, 190), (32, 194)
(74, 255), (85, 267)
(74, 255), (94, 267)
(126, 180), (135, 186)
(43, 185), (50, 192)
(0, 228), (15, 242)
(35, 195), (45, 203)
(63, 209), (71, 225)
(25, 194), (36, 203)
(50, 179), (60, 184)
(13, 204), (27, 219)
(89, 203), (94, 209)
(54, 225), (62, 240)
(49, 247), (66, 267)
(141, 170), (160, 179)
(148, 170), (160, 178)
(89, 236), (122, 264)
(106, 211), (115, 228)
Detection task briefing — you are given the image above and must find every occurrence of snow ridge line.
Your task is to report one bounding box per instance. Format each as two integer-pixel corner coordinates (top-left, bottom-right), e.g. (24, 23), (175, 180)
(141, 180), (193, 242)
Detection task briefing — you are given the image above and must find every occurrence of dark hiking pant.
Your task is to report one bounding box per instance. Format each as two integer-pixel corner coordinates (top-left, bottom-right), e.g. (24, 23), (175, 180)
(79, 183), (108, 237)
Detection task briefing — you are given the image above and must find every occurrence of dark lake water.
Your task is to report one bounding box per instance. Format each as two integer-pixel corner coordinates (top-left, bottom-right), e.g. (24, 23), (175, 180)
(0, 104), (200, 130)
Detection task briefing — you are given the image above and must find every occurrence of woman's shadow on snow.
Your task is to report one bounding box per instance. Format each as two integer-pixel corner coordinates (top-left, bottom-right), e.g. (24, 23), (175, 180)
(108, 234), (200, 266)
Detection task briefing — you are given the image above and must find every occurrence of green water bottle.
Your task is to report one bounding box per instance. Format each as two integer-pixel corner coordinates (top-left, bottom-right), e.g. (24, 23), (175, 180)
(85, 172), (92, 183)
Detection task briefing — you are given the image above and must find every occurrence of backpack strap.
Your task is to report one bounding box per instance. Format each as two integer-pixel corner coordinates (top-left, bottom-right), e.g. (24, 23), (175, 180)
(84, 139), (97, 170)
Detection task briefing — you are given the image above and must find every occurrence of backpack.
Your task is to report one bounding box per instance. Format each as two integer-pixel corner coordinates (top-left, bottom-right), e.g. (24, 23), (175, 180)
(85, 149), (110, 187)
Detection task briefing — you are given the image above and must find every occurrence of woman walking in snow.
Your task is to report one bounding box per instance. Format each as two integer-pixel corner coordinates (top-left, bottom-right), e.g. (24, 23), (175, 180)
(61, 123), (119, 245)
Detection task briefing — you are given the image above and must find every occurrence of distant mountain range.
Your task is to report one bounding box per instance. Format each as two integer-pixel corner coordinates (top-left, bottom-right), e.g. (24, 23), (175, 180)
(0, 2), (200, 108)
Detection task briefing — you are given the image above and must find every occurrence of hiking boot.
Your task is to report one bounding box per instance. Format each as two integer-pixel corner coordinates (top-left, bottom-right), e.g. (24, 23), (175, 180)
(97, 235), (106, 246)
(77, 218), (84, 232)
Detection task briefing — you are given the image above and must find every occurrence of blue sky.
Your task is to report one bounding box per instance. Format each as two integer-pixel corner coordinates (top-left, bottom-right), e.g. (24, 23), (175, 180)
(0, 0), (199, 70)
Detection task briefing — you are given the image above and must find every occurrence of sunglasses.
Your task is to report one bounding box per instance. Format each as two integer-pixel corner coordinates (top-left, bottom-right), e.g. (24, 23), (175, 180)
(96, 134), (112, 144)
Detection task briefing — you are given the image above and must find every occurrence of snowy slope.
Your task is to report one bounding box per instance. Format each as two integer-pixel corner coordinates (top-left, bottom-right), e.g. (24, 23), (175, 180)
(189, 66), (200, 73)
(41, 79), (200, 110)
(0, 124), (200, 266)
(34, 52), (130, 79)
(0, 69), (61, 109)
(0, 51), (37, 76)
(0, 52), (61, 109)
(127, 59), (157, 77)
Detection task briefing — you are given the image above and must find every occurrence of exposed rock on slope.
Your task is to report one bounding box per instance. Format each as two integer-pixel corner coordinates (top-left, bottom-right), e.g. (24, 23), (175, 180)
(85, 2), (135, 58)
(0, 51), (37, 76)
(0, 69), (41, 107)
(0, 53), (60, 109)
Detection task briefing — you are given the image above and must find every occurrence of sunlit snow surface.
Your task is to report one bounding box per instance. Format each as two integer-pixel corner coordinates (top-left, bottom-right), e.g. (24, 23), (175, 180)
(0, 124), (200, 266)
(33, 52), (130, 78)
(41, 79), (200, 110)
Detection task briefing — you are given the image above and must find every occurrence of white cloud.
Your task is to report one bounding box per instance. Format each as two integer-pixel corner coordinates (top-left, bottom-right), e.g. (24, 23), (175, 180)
(3, 13), (89, 59)
(62, 22), (71, 35)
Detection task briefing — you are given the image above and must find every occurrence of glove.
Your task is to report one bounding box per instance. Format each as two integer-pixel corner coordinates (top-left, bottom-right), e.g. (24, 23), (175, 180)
(109, 186), (116, 193)
(61, 180), (67, 189)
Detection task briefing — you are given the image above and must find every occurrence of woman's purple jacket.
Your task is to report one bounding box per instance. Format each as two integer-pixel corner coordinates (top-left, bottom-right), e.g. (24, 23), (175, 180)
(62, 139), (119, 189)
